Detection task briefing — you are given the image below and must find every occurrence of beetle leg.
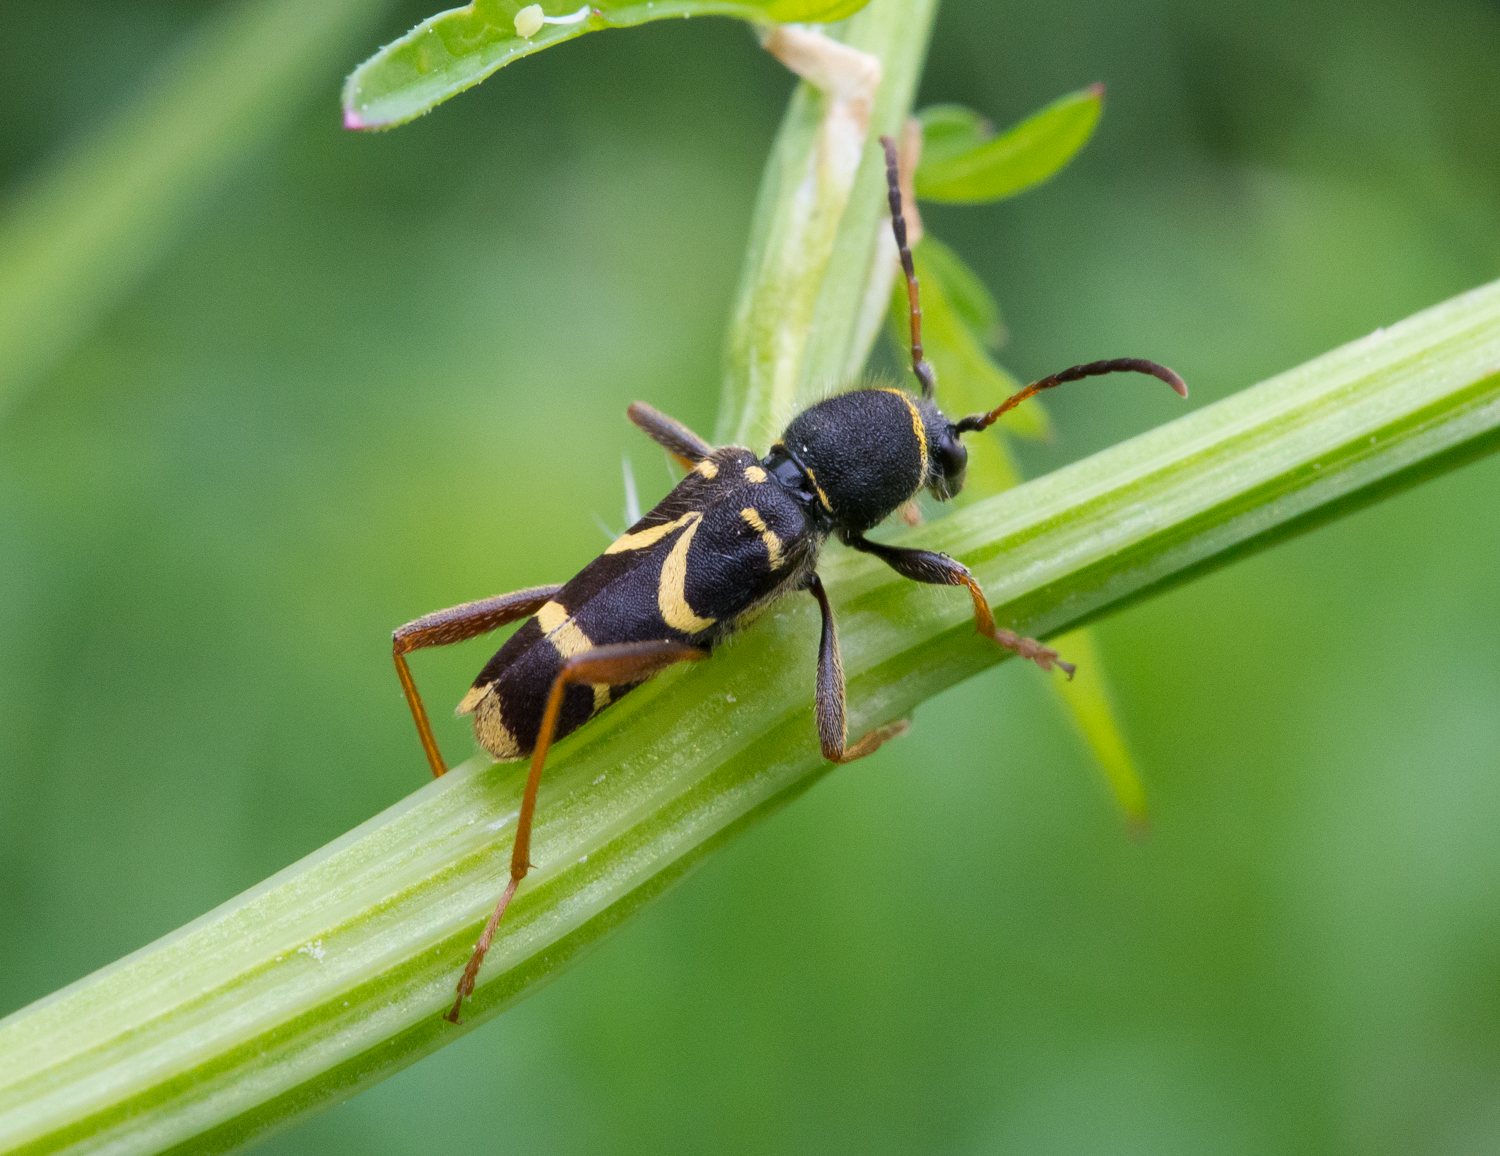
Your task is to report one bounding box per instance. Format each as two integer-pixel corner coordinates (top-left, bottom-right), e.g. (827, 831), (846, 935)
(626, 401), (715, 468)
(393, 584), (564, 777)
(842, 535), (1075, 678)
(446, 639), (709, 1024)
(807, 574), (910, 764)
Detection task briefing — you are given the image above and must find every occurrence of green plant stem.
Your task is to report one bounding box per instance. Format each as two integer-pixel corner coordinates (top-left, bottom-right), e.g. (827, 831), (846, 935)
(716, 0), (938, 447)
(3, 275), (1499, 1155)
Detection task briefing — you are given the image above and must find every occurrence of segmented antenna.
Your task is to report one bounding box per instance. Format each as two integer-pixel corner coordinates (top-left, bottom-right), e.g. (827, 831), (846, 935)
(880, 134), (936, 399)
(954, 358), (1188, 434)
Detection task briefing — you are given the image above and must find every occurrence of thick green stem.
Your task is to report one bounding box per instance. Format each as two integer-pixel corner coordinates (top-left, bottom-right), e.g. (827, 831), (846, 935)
(717, 0), (938, 447)
(3, 275), (1499, 1155)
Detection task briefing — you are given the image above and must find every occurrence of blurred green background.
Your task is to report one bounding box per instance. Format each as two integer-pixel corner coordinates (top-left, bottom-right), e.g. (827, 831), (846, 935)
(4, 0), (1500, 1152)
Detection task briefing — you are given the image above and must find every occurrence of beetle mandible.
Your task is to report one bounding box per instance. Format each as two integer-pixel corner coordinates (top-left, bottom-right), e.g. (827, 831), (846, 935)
(392, 135), (1187, 1023)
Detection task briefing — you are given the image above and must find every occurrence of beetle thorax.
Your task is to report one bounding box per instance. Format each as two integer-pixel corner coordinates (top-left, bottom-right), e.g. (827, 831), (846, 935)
(773, 388), (944, 535)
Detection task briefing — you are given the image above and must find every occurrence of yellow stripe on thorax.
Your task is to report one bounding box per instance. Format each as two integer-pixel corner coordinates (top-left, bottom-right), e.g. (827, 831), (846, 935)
(799, 462), (832, 512)
(880, 388), (928, 482)
(768, 442), (833, 513)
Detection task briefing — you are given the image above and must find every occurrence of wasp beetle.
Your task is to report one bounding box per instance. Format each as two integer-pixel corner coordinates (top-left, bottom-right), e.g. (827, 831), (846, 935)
(393, 135), (1187, 1022)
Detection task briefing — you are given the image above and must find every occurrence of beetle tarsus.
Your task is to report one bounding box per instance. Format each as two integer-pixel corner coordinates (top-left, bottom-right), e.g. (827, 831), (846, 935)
(989, 626), (1073, 678)
(445, 875), (522, 1025)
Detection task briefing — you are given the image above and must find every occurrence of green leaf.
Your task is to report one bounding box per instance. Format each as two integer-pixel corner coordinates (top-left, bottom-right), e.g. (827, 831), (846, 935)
(915, 84), (1104, 204)
(766, 0), (873, 16)
(914, 102), (993, 169)
(1046, 627), (1149, 828)
(886, 240), (1141, 824)
(0, 0), (393, 425)
(341, 0), (874, 130)
(6, 275), (1499, 1153)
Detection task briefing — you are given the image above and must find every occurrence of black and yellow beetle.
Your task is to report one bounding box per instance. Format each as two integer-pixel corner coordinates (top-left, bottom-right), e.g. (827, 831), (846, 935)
(393, 136), (1187, 1022)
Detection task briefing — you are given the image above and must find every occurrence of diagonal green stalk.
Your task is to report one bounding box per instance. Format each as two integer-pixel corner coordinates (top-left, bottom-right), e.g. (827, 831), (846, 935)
(716, 0), (938, 447)
(3, 275), (1499, 1155)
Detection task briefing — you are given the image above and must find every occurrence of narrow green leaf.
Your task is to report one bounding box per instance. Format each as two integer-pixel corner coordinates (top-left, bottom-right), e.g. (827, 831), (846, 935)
(5, 275), (1498, 1154)
(914, 102), (992, 169)
(915, 83), (1104, 204)
(887, 238), (1140, 823)
(0, 0), (393, 425)
(341, 0), (874, 130)
(1046, 627), (1149, 828)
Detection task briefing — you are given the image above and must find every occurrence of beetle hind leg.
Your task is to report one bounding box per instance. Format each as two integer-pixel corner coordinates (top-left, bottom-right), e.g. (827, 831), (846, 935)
(393, 584), (564, 777)
(446, 639), (708, 1024)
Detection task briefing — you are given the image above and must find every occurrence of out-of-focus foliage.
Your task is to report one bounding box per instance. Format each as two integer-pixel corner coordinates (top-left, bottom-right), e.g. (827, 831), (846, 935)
(2, 0), (1500, 1154)
(915, 84), (1103, 202)
(342, 0), (873, 128)
(0, 0), (392, 422)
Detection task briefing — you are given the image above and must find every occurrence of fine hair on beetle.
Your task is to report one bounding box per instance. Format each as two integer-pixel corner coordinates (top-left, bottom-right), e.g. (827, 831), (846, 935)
(391, 132), (1187, 1024)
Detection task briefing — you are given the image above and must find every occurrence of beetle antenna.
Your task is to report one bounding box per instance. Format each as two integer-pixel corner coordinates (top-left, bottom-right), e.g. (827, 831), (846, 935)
(880, 134), (936, 399)
(954, 358), (1188, 434)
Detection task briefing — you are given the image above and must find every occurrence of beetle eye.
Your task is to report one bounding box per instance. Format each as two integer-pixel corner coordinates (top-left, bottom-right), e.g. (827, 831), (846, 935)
(930, 429), (968, 500)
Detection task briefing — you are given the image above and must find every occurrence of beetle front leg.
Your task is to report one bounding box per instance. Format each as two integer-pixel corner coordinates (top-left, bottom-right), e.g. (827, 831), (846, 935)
(842, 535), (1074, 678)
